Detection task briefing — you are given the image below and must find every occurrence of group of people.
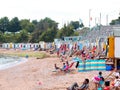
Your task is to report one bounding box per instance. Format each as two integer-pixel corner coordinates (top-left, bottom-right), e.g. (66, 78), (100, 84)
(92, 70), (120, 90)
(57, 43), (106, 62)
(53, 43), (107, 72)
(52, 43), (120, 90)
(66, 70), (120, 90)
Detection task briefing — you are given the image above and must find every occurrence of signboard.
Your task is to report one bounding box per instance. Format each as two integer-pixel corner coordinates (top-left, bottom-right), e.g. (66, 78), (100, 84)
(115, 37), (120, 58)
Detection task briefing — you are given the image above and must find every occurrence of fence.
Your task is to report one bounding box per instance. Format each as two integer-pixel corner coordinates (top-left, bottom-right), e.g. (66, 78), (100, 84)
(73, 58), (106, 72)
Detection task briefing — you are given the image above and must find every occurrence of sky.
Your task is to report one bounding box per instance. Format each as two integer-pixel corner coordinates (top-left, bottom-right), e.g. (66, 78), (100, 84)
(0, 0), (120, 28)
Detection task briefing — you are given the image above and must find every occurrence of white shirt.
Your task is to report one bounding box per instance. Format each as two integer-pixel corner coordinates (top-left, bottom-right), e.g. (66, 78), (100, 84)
(114, 79), (120, 87)
(113, 72), (120, 77)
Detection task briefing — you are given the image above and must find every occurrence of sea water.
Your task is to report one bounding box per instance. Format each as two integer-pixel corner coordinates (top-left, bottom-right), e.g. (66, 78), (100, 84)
(0, 55), (27, 70)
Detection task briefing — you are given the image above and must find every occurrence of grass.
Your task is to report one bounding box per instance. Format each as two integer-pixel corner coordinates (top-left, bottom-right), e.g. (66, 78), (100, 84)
(2, 51), (50, 59)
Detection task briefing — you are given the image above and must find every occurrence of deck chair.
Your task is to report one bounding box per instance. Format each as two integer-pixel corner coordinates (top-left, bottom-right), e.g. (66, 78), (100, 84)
(64, 62), (75, 72)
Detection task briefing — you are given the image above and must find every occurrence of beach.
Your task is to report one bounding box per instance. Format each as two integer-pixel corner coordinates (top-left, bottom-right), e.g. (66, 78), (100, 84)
(0, 49), (111, 90)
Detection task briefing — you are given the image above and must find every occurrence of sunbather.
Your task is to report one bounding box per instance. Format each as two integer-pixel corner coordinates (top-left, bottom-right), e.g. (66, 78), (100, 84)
(54, 64), (60, 70)
(67, 78), (90, 90)
(52, 64), (61, 72)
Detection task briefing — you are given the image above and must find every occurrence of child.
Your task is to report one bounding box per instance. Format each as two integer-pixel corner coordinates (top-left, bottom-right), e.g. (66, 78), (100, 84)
(103, 81), (110, 90)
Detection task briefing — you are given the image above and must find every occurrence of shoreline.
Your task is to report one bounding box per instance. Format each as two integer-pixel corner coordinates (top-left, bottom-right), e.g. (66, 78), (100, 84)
(0, 57), (28, 71)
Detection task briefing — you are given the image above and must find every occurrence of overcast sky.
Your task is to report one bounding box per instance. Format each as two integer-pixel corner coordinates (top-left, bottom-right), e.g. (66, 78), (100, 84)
(0, 0), (120, 28)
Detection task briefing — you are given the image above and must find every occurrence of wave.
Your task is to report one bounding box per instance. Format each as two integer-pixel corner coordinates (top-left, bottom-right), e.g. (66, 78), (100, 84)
(0, 55), (28, 70)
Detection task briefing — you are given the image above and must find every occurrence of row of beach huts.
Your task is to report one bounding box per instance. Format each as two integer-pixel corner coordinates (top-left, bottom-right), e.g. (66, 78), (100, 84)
(0, 41), (54, 50)
(0, 36), (108, 51)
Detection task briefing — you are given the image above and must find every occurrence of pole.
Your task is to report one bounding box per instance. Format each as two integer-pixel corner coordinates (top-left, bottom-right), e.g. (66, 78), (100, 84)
(95, 17), (96, 26)
(89, 9), (91, 29)
(100, 13), (101, 25)
(106, 14), (108, 26)
(99, 13), (101, 30)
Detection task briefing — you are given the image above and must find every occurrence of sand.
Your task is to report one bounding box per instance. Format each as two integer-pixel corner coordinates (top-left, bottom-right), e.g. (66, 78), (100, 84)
(0, 49), (111, 90)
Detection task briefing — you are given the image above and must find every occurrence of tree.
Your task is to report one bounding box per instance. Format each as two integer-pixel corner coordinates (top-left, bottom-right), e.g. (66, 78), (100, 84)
(30, 17), (58, 42)
(110, 16), (120, 25)
(73, 31), (79, 36)
(3, 33), (15, 43)
(79, 23), (84, 28)
(0, 31), (5, 42)
(32, 20), (38, 25)
(29, 30), (42, 43)
(25, 23), (35, 33)
(20, 19), (35, 33)
(0, 17), (9, 33)
(70, 21), (80, 30)
(56, 24), (74, 38)
(16, 30), (29, 43)
(9, 17), (21, 32)
(20, 19), (30, 29)
(36, 17), (58, 31)
(39, 28), (57, 42)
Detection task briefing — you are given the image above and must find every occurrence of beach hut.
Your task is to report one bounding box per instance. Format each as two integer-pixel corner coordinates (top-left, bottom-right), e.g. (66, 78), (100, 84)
(9, 43), (13, 48)
(4, 43), (9, 49)
(39, 41), (46, 50)
(33, 43), (39, 50)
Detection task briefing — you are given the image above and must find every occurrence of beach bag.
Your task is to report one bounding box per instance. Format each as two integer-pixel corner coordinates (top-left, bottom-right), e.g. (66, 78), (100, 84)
(92, 76), (101, 84)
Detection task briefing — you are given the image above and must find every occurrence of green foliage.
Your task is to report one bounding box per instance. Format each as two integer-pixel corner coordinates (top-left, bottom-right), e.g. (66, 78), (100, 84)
(16, 30), (29, 43)
(20, 19), (35, 33)
(35, 17), (58, 31)
(0, 16), (84, 43)
(0, 31), (5, 42)
(73, 31), (79, 36)
(29, 30), (42, 43)
(3, 33), (15, 43)
(32, 20), (38, 25)
(20, 19), (30, 29)
(0, 17), (9, 33)
(30, 17), (58, 42)
(9, 17), (21, 32)
(56, 24), (74, 38)
(70, 21), (79, 29)
(110, 16), (120, 25)
(25, 23), (35, 33)
(69, 21), (84, 30)
(79, 23), (84, 28)
(4, 51), (49, 58)
(39, 28), (57, 42)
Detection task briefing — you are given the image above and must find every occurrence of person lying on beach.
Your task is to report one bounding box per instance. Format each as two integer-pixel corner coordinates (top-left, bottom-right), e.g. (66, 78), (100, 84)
(67, 78), (90, 90)
(63, 61), (75, 72)
(66, 61), (69, 66)
(53, 63), (67, 72)
(55, 64), (60, 70)
(53, 61), (75, 73)
(61, 63), (66, 70)
(52, 64), (61, 72)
